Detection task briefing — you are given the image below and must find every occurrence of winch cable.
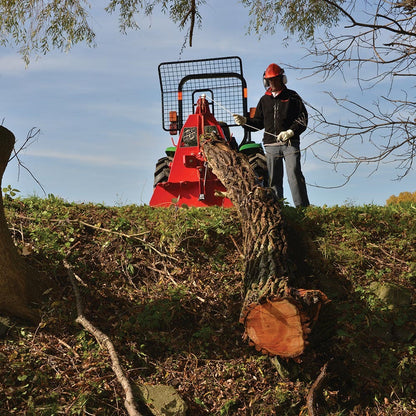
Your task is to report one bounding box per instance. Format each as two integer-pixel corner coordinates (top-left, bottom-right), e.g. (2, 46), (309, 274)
(206, 96), (302, 156)
(199, 160), (209, 201)
(205, 96), (347, 191)
(206, 96), (265, 136)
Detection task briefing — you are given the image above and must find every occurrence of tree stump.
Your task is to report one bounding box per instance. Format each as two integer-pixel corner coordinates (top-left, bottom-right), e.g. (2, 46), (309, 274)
(0, 126), (43, 323)
(201, 134), (329, 359)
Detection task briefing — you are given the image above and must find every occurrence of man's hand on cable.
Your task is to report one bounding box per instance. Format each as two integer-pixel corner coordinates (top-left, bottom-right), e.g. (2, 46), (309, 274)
(277, 129), (294, 143)
(233, 114), (247, 126)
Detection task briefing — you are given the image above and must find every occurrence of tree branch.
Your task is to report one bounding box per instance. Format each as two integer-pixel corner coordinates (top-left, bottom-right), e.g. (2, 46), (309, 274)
(306, 361), (330, 416)
(64, 259), (143, 416)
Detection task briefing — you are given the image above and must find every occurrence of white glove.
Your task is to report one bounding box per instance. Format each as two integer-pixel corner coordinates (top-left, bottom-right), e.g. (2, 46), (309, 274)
(233, 114), (247, 126)
(277, 129), (294, 142)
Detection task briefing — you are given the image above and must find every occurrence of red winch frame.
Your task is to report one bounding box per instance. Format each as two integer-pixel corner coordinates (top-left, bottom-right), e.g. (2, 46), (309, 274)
(149, 95), (233, 207)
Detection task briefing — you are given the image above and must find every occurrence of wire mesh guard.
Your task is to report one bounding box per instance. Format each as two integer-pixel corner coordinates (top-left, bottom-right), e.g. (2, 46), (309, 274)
(158, 56), (247, 131)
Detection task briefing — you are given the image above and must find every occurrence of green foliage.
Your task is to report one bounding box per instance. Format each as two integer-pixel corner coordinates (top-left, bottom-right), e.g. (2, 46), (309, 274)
(105, 0), (205, 34)
(300, 204), (416, 410)
(0, 0), (96, 64)
(1, 198), (416, 415)
(134, 286), (190, 331)
(220, 398), (239, 415)
(137, 205), (241, 255)
(0, 0), (342, 63)
(241, 0), (342, 41)
(2, 184), (20, 199)
(0, 0), (208, 63)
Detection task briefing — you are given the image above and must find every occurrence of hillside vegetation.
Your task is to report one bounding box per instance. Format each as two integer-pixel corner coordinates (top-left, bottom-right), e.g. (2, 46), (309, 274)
(0, 196), (415, 415)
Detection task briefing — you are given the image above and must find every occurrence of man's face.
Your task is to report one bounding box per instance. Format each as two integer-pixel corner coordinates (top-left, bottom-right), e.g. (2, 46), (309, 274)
(268, 76), (282, 92)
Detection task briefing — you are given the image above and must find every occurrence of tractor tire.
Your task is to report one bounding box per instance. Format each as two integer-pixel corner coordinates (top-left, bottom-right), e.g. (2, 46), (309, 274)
(153, 156), (173, 187)
(248, 152), (268, 187)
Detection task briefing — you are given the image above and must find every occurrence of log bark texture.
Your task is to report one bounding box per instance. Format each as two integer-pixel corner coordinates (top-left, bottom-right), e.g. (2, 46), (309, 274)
(0, 126), (43, 323)
(201, 134), (328, 359)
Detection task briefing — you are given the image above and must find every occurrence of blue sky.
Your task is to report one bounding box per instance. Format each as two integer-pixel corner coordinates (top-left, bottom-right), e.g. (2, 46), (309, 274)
(1, 1), (414, 207)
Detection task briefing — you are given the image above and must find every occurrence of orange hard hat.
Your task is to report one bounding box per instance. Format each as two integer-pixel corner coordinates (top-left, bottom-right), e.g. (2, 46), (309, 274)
(264, 63), (284, 79)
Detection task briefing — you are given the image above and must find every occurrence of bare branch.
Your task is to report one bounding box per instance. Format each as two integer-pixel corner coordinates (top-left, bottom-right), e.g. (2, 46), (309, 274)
(6, 127), (46, 196)
(283, 0), (416, 185)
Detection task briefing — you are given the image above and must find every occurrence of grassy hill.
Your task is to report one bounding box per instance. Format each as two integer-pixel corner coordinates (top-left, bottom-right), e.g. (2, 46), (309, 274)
(1, 196), (415, 415)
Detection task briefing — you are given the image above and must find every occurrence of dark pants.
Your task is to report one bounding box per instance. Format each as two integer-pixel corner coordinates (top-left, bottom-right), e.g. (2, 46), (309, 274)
(265, 144), (310, 207)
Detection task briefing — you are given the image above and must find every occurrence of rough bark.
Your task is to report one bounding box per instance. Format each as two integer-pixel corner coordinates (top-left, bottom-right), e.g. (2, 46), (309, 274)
(0, 126), (43, 323)
(201, 134), (329, 359)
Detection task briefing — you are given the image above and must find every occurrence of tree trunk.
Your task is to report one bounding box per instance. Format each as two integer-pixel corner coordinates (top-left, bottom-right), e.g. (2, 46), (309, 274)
(201, 134), (328, 359)
(0, 126), (43, 323)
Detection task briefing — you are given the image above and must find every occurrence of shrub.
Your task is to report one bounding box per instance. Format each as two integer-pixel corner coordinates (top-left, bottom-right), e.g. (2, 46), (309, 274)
(386, 191), (416, 205)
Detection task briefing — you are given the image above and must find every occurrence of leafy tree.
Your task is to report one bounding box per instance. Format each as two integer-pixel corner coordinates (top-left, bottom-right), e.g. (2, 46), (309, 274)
(2, 0), (414, 182)
(243, 0), (416, 183)
(105, 0), (204, 46)
(0, 0), (96, 65)
(309, 0), (416, 183)
(386, 191), (416, 205)
(241, 0), (342, 41)
(0, 0), (205, 64)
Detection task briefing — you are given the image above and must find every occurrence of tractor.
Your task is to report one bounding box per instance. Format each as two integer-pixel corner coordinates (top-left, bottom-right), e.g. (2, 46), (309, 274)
(149, 56), (267, 208)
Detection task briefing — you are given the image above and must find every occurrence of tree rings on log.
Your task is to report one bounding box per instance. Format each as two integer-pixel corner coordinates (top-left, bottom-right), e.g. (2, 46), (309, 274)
(242, 298), (304, 357)
(240, 289), (329, 358)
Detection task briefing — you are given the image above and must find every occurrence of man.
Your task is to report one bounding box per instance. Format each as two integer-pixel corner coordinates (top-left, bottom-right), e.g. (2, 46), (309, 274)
(234, 63), (310, 207)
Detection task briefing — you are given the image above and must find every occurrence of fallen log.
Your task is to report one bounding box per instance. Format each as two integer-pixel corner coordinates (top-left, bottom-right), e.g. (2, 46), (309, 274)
(201, 134), (329, 359)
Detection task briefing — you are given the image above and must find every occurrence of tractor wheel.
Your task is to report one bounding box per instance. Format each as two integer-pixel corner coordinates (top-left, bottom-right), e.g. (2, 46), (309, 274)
(248, 152), (268, 187)
(153, 156), (173, 187)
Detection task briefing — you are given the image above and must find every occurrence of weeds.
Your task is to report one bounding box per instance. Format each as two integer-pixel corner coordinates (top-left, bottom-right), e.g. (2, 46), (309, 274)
(0, 199), (415, 415)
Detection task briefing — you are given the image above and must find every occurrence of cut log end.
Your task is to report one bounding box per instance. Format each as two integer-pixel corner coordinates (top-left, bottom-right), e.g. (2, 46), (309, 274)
(241, 299), (305, 358)
(240, 290), (330, 359)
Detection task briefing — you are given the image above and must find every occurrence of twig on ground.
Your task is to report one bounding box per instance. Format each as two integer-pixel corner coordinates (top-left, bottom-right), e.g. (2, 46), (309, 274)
(63, 259), (143, 416)
(80, 220), (177, 261)
(229, 234), (244, 258)
(367, 242), (409, 265)
(306, 361), (329, 416)
(13, 214), (176, 261)
(57, 337), (80, 357)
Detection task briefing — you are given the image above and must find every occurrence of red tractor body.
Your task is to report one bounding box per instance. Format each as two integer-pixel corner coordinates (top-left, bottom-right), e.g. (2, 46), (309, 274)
(149, 95), (233, 207)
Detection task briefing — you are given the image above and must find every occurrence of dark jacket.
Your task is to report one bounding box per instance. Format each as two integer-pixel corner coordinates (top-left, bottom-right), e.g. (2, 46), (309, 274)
(248, 87), (308, 145)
